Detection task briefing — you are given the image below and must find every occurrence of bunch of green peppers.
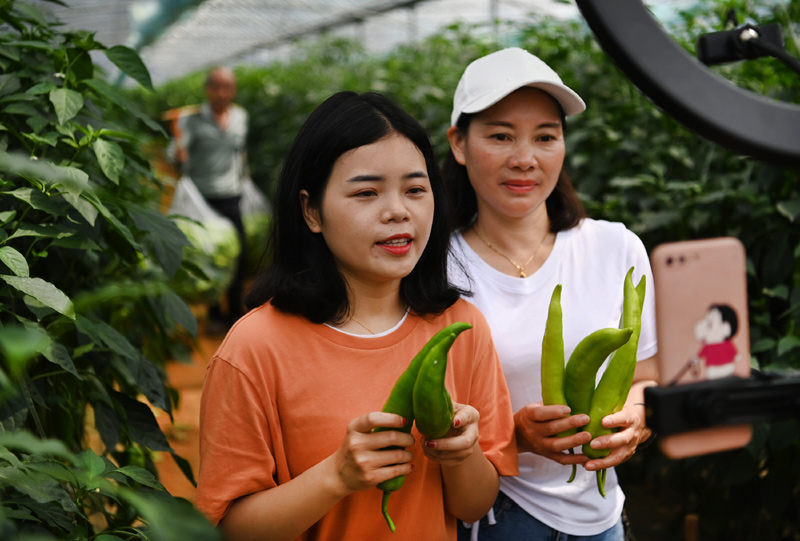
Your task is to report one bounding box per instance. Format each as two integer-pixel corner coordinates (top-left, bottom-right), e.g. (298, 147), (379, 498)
(374, 321), (472, 532)
(540, 267), (645, 497)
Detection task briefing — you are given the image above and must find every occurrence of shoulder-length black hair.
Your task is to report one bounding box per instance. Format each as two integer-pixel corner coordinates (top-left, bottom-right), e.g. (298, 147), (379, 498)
(443, 109), (586, 233)
(245, 91), (460, 323)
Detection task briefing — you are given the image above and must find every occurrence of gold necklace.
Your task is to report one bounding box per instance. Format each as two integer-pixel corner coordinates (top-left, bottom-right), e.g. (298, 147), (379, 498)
(349, 315), (376, 335)
(473, 226), (549, 278)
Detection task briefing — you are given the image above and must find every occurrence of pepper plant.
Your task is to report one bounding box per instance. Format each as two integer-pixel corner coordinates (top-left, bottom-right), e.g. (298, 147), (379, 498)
(0, 1), (219, 538)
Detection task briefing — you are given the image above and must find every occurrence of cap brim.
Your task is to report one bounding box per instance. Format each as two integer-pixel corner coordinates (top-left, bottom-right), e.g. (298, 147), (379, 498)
(457, 80), (586, 124)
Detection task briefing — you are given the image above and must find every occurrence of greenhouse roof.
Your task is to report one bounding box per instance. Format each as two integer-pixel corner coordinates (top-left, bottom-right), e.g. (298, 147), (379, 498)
(32, 0), (694, 86)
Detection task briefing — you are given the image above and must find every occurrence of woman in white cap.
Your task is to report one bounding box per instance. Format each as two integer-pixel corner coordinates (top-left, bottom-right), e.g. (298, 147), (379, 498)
(444, 47), (659, 540)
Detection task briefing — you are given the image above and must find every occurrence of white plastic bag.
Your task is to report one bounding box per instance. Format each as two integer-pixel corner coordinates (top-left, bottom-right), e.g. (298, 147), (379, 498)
(239, 176), (271, 217)
(167, 177), (240, 303)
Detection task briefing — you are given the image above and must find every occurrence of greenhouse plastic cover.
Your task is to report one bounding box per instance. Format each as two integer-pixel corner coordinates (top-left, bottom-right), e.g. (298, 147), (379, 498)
(31, 0), (692, 86)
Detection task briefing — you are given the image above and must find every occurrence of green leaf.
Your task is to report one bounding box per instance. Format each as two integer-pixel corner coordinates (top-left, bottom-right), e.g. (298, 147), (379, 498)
(0, 246), (29, 277)
(93, 401), (120, 451)
(113, 392), (172, 452)
(25, 82), (57, 95)
(104, 45), (154, 91)
(777, 335), (800, 357)
(0, 275), (75, 320)
(170, 452), (197, 487)
(62, 192), (99, 226)
(0, 326), (48, 371)
(776, 199), (800, 223)
(0, 74), (21, 97)
(6, 223), (75, 242)
(0, 430), (74, 462)
(93, 138), (124, 184)
(158, 290), (198, 338)
(49, 88), (83, 125)
(118, 488), (223, 541)
(127, 354), (170, 412)
(11, 3), (50, 27)
(6, 40), (51, 52)
(0, 152), (89, 196)
(82, 191), (140, 258)
(82, 78), (164, 135)
(0, 44), (21, 62)
(3, 102), (38, 116)
(111, 465), (164, 490)
(79, 449), (110, 490)
(21, 323), (80, 379)
(0, 210), (15, 225)
(22, 131), (59, 147)
(4, 188), (66, 216)
(126, 205), (188, 278)
(76, 316), (139, 360)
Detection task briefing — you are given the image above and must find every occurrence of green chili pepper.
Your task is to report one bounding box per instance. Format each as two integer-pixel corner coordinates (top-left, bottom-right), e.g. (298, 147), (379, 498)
(540, 284), (579, 482)
(412, 324), (472, 439)
(581, 267), (646, 497)
(564, 326), (633, 420)
(374, 321), (472, 532)
(541, 284), (566, 408)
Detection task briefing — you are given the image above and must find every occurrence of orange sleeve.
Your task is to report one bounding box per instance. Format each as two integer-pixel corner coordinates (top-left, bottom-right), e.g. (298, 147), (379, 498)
(195, 357), (278, 526)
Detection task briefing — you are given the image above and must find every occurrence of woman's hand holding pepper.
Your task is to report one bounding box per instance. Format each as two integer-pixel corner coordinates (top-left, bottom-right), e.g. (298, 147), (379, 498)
(514, 402), (592, 465)
(330, 412), (415, 496)
(583, 381), (655, 472)
(423, 402), (501, 524)
(421, 402), (480, 466)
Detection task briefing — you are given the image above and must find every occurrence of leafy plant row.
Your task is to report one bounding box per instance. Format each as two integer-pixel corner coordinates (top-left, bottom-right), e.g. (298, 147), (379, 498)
(1, 1), (220, 539)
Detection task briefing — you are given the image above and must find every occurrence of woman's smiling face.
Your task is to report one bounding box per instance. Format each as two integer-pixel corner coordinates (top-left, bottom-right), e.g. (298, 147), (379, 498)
(301, 133), (434, 288)
(449, 87), (566, 221)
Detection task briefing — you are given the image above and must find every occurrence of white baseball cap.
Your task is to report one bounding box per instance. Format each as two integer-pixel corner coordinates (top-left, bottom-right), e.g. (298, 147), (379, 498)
(450, 47), (586, 126)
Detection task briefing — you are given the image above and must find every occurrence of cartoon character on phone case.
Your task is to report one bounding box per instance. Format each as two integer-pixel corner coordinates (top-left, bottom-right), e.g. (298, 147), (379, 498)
(692, 303), (740, 379)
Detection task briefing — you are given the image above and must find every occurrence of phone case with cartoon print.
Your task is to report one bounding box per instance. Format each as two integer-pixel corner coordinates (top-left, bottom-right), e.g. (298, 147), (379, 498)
(650, 237), (752, 458)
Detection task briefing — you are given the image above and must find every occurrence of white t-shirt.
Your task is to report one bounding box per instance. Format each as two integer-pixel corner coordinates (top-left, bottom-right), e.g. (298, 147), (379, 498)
(448, 218), (658, 536)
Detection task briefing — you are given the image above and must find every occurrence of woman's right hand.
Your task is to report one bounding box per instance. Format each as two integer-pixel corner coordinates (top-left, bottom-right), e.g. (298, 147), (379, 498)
(513, 402), (592, 465)
(330, 412), (416, 496)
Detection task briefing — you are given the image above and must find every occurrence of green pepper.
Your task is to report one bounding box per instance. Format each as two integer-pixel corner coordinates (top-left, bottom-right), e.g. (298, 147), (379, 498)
(541, 284), (567, 409)
(412, 325), (472, 439)
(374, 321), (473, 532)
(582, 267), (646, 497)
(540, 284), (578, 482)
(563, 326), (633, 420)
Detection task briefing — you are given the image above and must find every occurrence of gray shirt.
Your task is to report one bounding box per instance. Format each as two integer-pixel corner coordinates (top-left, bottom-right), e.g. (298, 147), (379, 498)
(175, 102), (248, 199)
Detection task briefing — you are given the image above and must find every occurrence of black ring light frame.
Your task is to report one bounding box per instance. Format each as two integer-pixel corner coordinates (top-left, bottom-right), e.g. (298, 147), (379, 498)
(575, 0), (800, 165)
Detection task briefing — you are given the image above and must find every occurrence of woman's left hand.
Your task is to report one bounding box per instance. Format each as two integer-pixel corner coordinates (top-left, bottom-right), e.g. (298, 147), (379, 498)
(583, 379), (657, 472)
(583, 402), (649, 472)
(421, 402), (480, 467)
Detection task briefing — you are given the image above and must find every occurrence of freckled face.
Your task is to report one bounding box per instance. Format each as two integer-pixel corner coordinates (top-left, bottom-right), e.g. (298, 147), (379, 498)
(449, 87), (566, 221)
(301, 133), (434, 288)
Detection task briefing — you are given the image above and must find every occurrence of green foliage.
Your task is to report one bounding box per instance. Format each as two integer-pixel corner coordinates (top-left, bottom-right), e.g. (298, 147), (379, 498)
(0, 1), (219, 538)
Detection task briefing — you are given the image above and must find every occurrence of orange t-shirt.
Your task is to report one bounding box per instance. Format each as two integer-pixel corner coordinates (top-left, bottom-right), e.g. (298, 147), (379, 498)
(196, 298), (518, 540)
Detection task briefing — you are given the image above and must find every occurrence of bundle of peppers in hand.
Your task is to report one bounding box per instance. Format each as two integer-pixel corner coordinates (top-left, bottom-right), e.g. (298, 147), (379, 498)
(540, 267), (646, 497)
(373, 321), (472, 533)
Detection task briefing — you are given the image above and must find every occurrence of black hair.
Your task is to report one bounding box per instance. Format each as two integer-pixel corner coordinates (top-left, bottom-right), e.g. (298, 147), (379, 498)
(443, 98), (586, 233)
(245, 91), (460, 323)
(709, 304), (739, 338)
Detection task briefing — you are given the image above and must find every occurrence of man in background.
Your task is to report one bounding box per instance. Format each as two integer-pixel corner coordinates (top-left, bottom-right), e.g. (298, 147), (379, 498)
(171, 66), (249, 332)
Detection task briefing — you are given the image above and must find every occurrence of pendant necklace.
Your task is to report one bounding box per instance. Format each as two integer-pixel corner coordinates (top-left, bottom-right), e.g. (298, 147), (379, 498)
(473, 226), (549, 278)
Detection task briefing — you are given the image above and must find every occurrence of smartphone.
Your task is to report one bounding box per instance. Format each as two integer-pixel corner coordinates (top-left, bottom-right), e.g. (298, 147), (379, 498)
(650, 237), (752, 459)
